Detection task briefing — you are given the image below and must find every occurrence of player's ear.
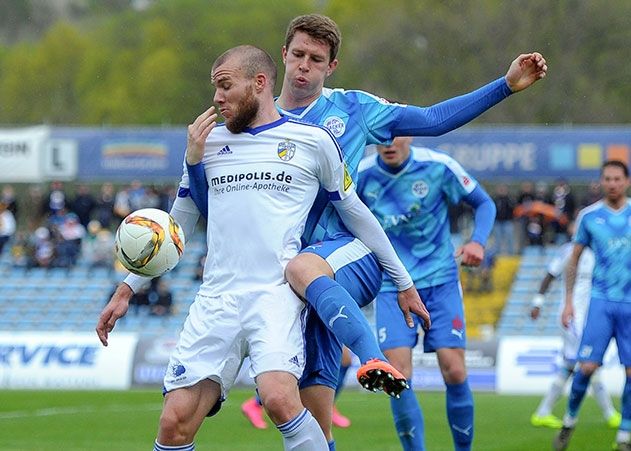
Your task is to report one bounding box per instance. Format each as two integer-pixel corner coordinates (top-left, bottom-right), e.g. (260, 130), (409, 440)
(254, 73), (267, 93)
(326, 58), (338, 77)
(281, 46), (288, 64)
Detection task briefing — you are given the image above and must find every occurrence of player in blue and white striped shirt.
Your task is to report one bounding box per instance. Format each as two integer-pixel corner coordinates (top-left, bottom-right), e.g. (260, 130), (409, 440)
(358, 138), (496, 451)
(554, 160), (631, 451)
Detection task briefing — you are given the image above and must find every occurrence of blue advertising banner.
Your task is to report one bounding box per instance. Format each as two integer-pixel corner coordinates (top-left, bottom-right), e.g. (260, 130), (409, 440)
(50, 125), (631, 182)
(412, 126), (631, 181)
(52, 127), (186, 181)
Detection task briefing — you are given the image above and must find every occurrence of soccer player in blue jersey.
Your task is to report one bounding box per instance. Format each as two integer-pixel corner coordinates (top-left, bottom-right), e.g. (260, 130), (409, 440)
(553, 160), (631, 451)
(357, 137), (496, 451)
(188, 14), (546, 447)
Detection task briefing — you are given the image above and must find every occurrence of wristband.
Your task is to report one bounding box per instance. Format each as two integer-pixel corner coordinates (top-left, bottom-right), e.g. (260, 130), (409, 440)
(532, 293), (545, 308)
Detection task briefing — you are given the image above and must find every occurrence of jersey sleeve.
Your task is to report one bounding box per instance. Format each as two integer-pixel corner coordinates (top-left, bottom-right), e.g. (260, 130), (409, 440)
(439, 153), (478, 204)
(315, 127), (355, 201)
(348, 90), (408, 145)
(574, 209), (590, 246)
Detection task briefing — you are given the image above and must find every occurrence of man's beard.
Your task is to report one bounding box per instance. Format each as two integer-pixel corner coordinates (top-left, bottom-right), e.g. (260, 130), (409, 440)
(225, 86), (259, 134)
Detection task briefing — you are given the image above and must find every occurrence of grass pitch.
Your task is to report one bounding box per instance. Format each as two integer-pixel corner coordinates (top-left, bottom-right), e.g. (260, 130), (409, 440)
(0, 388), (618, 450)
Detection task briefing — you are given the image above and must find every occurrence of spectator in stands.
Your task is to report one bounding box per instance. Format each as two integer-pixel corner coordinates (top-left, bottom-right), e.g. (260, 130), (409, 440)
(83, 220), (115, 274)
(551, 178), (576, 243)
(159, 185), (177, 212)
(43, 180), (69, 217)
(24, 185), (46, 231)
(193, 254), (205, 281)
(93, 182), (116, 230)
(71, 183), (96, 228)
(51, 211), (86, 267)
(515, 181), (536, 252)
(0, 202), (16, 256)
(529, 220), (620, 430)
(1, 184), (18, 218)
(10, 232), (30, 268)
(149, 278), (174, 316)
(492, 183), (516, 255)
(31, 226), (55, 268)
(580, 180), (601, 208)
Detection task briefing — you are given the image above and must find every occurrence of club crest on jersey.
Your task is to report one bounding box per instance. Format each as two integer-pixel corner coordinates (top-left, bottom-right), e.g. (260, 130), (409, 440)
(323, 116), (346, 137)
(277, 139), (296, 161)
(412, 180), (429, 198)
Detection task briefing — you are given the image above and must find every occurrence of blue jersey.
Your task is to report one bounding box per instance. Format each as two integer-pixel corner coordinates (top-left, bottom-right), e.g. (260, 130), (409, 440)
(574, 199), (631, 303)
(277, 78), (511, 245)
(357, 147), (477, 290)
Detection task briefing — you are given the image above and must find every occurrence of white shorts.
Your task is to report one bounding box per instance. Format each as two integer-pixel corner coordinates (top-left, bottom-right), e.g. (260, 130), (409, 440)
(163, 283), (307, 397)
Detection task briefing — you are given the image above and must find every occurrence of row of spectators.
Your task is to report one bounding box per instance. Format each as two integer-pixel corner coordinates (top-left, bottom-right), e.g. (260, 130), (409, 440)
(0, 177), (604, 270)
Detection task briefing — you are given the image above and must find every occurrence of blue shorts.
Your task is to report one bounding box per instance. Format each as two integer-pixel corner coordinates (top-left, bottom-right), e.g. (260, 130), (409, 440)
(376, 280), (465, 353)
(578, 298), (631, 366)
(299, 236), (382, 390)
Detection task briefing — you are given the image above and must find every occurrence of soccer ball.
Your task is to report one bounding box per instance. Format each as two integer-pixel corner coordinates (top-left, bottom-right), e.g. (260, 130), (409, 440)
(115, 208), (186, 277)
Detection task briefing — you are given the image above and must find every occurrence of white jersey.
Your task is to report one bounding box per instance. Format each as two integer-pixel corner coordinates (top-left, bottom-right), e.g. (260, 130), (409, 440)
(179, 116), (351, 297)
(548, 242), (595, 319)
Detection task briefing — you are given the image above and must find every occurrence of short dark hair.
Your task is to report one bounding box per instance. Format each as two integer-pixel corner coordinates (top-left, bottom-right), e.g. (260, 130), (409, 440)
(285, 14), (341, 62)
(602, 160), (629, 177)
(212, 45), (277, 89)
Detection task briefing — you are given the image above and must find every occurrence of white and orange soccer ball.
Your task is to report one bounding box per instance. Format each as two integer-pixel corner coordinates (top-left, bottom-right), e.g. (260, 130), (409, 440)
(115, 208), (185, 277)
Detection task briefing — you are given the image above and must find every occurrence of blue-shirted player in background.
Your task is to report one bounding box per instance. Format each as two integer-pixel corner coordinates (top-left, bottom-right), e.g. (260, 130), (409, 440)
(357, 137), (496, 451)
(188, 14), (546, 449)
(554, 160), (631, 451)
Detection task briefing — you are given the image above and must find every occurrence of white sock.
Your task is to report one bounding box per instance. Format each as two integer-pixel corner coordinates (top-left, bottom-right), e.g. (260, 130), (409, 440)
(153, 441), (195, 451)
(536, 367), (572, 416)
(590, 372), (616, 419)
(563, 413), (578, 428)
(616, 430), (631, 444)
(277, 408), (328, 450)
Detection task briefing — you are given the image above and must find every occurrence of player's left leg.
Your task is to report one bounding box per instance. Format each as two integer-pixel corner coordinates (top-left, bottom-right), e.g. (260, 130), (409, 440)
(424, 281), (473, 451)
(377, 290), (426, 451)
(258, 371), (328, 451)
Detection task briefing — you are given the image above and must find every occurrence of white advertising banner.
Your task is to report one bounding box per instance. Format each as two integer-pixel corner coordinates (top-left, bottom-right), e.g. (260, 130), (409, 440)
(0, 332), (138, 390)
(0, 126), (50, 182)
(496, 335), (624, 395)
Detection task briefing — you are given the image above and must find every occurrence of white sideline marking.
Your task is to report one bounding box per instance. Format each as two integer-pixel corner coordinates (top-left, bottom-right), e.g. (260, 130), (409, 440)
(0, 403), (162, 420)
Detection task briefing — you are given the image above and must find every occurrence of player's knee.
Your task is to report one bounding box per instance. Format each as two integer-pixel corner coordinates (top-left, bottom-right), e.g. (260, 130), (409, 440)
(261, 390), (299, 425)
(441, 364), (467, 384)
(579, 362), (599, 376)
(285, 253), (332, 295)
(158, 409), (193, 444)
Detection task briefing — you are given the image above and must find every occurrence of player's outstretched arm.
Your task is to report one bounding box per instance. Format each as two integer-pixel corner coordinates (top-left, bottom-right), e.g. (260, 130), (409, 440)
(96, 282), (133, 346)
(505, 52), (547, 93)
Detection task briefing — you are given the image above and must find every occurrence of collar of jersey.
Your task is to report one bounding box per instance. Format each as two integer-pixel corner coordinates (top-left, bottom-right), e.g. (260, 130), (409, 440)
(377, 153), (412, 175)
(243, 116), (289, 135)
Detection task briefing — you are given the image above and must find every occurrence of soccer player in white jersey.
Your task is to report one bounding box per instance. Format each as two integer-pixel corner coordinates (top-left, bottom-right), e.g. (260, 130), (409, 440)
(187, 14), (547, 448)
(553, 161), (631, 451)
(96, 45), (428, 451)
(529, 221), (620, 429)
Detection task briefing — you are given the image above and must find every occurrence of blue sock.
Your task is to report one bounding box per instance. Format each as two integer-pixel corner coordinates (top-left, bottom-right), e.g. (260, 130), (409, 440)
(446, 380), (474, 451)
(568, 370), (592, 418)
(391, 381), (425, 451)
(621, 376), (631, 432)
(305, 276), (385, 363)
(335, 363), (350, 398)
(328, 439), (336, 451)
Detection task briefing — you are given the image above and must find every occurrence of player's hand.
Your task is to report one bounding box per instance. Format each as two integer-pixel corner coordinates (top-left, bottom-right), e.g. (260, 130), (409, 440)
(186, 106), (217, 165)
(561, 301), (574, 329)
(530, 306), (540, 320)
(454, 241), (484, 267)
(96, 283), (133, 346)
(505, 52), (547, 92)
(397, 287), (431, 331)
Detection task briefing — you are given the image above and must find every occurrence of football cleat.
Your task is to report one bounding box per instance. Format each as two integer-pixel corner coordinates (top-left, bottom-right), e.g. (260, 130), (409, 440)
(530, 413), (563, 429)
(613, 441), (631, 451)
(332, 405), (351, 428)
(553, 426), (575, 451)
(241, 397), (267, 429)
(608, 411), (622, 429)
(356, 358), (409, 398)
